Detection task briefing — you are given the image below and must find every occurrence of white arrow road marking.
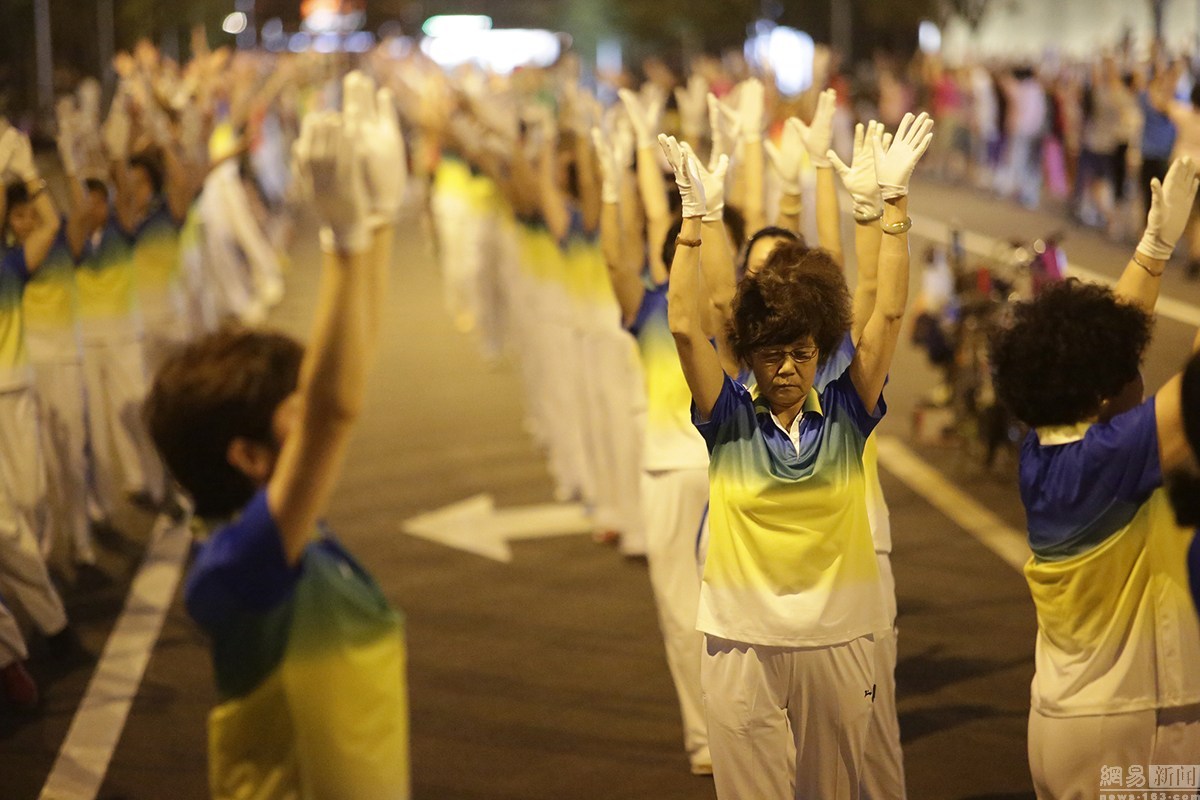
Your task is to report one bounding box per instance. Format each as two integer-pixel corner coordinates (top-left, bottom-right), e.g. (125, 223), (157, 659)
(402, 495), (594, 563)
(875, 435), (1030, 573)
(908, 212), (1200, 327)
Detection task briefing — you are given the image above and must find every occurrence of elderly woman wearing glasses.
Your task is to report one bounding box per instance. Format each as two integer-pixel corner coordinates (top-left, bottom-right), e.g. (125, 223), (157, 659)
(660, 113), (932, 798)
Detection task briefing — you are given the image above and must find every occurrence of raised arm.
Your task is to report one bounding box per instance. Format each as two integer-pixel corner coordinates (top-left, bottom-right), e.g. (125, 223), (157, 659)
(850, 112), (934, 411)
(104, 88), (136, 232)
(764, 117), (804, 233)
(3, 130), (61, 271)
(682, 142), (738, 364)
(792, 88), (842, 264)
(661, 140), (725, 419)
(593, 125), (644, 325)
(55, 100), (91, 258)
(620, 87), (671, 285)
(829, 121), (889, 340)
(1117, 156), (1199, 313)
(1155, 326), (1200, 472)
(267, 73), (399, 565)
(736, 79), (767, 235)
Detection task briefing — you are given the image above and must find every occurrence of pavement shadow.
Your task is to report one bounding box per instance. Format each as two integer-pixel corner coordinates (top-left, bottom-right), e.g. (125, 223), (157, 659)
(896, 645), (1032, 696)
(899, 703), (1021, 743)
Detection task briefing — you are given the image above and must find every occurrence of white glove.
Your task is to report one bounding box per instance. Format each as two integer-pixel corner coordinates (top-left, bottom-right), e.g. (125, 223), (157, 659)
(294, 111), (372, 254)
(764, 121), (804, 195)
(682, 142), (727, 222)
(828, 121), (885, 219)
(873, 111), (934, 200)
(343, 71), (406, 227)
(103, 89), (131, 162)
(7, 130), (37, 183)
(791, 88), (836, 168)
(619, 86), (663, 150)
(56, 97), (80, 176)
(674, 75), (708, 142)
(707, 93), (741, 171)
(591, 127), (620, 205)
(1139, 155), (1200, 260)
(736, 78), (765, 142)
(658, 134), (705, 219)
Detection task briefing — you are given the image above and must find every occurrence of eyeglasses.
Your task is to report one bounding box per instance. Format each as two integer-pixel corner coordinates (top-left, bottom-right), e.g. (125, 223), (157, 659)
(756, 347), (818, 369)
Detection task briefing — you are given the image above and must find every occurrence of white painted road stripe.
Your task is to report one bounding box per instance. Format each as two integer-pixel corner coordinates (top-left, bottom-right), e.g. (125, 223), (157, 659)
(39, 517), (192, 800)
(908, 212), (1200, 328)
(875, 435), (1030, 573)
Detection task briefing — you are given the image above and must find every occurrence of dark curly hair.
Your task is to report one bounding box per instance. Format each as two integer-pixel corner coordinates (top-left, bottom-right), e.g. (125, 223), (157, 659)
(989, 279), (1152, 427)
(727, 242), (851, 366)
(145, 325), (304, 519)
(1168, 351), (1200, 526)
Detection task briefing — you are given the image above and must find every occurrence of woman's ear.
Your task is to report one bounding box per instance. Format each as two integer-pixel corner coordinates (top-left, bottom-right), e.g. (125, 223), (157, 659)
(226, 437), (275, 486)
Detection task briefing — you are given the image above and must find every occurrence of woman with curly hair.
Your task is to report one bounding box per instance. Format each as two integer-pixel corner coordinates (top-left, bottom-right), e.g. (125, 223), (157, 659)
(661, 112), (932, 798)
(990, 156), (1200, 798)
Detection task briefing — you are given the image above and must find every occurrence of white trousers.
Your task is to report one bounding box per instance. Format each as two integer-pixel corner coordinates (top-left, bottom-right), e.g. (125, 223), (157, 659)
(1029, 703), (1200, 799)
(863, 554), (906, 799)
(30, 360), (94, 564)
(81, 336), (163, 514)
(643, 467), (710, 765)
(0, 393), (66, 636)
(0, 596), (28, 666)
(703, 633), (877, 800)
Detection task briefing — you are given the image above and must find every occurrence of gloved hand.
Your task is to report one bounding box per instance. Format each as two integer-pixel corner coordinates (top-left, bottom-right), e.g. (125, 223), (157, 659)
(707, 93), (741, 171)
(873, 111), (934, 200)
(6, 129), (38, 183)
(791, 87), (836, 168)
(619, 86), (664, 150)
(103, 88), (131, 162)
(764, 121), (804, 195)
(658, 134), (705, 219)
(294, 111), (372, 254)
(682, 141), (727, 222)
(735, 78), (764, 142)
(591, 127), (621, 205)
(828, 121), (886, 219)
(56, 97), (80, 176)
(1139, 155), (1200, 260)
(675, 75), (708, 143)
(343, 70), (406, 227)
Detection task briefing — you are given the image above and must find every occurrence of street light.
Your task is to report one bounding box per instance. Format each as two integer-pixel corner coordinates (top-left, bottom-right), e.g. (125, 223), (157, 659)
(223, 12), (248, 35)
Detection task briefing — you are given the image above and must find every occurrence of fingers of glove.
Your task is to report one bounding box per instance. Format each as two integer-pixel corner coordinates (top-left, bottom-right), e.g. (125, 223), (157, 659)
(851, 122), (865, 156)
(827, 150), (850, 177)
(376, 87), (400, 136)
(894, 112), (915, 145)
(657, 133), (683, 172)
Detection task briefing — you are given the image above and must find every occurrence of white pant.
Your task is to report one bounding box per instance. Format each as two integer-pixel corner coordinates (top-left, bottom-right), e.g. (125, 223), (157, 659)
(703, 633), (877, 799)
(643, 467), (710, 765)
(0, 395), (66, 637)
(0, 596), (28, 666)
(81, 336), (163, 515)
(1029, 703), (1200, 800)
(30, 360), (94, 564)
(863, 555), (906, 799)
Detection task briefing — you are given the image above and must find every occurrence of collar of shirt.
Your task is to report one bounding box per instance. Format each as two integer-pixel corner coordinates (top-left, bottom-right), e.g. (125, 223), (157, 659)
(757, 388), (824, 455)
(1034, 421), (1093, 446)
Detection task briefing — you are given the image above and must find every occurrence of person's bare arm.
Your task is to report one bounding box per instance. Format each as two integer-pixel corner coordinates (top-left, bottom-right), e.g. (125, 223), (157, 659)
(738, 79), (766, 235)
(593, 126), (644, 325)
(1116, 156), (1199, 313)
(620, 88), (671, 285)
(267, 73), (399, 564)
(2, 132), (60, 271)
(792, 89), (842, 264)
(850, 113), (933, 411)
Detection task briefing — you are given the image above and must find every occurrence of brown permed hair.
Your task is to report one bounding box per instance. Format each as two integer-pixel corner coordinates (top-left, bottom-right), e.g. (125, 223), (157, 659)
(144, 326), (304, 519)
(727, 242), (852, 366)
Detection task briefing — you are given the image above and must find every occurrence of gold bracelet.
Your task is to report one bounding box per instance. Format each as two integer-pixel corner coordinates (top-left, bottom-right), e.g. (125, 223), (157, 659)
(675, 236), (702, 248)
(881, 216), (912, 235)
(1132, 251), (1164, 277)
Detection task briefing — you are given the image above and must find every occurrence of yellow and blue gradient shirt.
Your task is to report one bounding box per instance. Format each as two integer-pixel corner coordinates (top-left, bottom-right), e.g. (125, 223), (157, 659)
(0, 245), (32, 390)
(694, 368), (888, 646)
(132, 198), (185, 323)
(23, 230), (81, 363)
(186, 490), (410, 800)
(629, 284), (709, 471)
(1021, 399), (1200, 716)
(76, 213), (140, 340)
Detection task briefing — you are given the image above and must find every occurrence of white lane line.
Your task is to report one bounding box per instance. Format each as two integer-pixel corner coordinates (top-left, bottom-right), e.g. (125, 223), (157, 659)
(908, 212), (1200, 328)
(39, 516), (192, 800)
(875, 435), (1029, 573)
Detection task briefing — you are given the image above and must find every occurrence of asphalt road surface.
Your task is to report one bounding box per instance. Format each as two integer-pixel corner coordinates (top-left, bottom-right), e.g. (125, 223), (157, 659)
(5, 175), (1199, 800)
